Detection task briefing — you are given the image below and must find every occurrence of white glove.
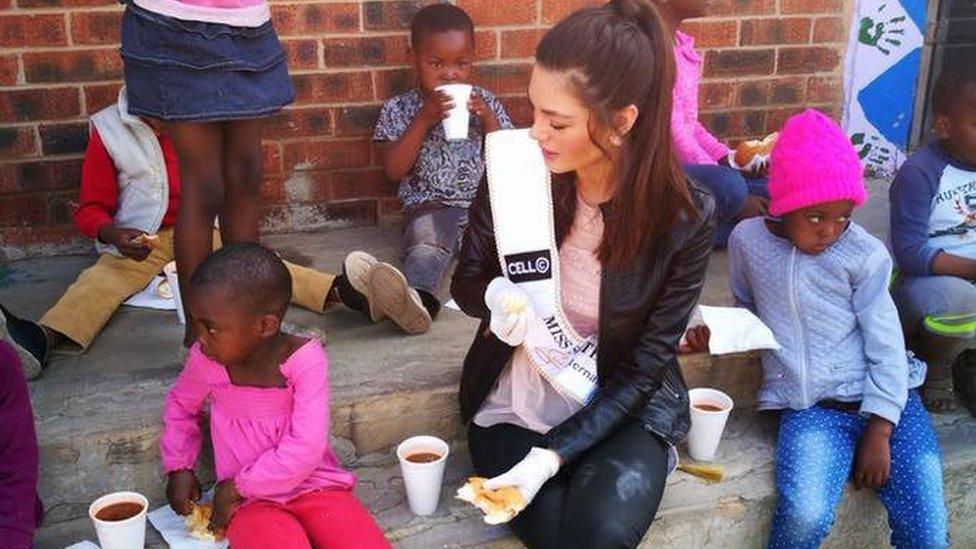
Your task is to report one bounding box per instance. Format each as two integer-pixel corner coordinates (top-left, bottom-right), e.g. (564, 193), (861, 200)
(484, 447), (561, 507)
(484, 277), (535, 347)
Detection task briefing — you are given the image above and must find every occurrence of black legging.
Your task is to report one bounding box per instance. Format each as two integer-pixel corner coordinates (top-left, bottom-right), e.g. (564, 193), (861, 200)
(468, 418), (670, 549)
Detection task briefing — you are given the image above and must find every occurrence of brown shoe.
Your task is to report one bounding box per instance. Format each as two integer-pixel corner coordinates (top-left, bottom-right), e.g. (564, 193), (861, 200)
(368, 263), (432, 335)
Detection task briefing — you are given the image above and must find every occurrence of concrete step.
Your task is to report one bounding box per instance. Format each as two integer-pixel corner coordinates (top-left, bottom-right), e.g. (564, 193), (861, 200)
(35, 408), (976, 548)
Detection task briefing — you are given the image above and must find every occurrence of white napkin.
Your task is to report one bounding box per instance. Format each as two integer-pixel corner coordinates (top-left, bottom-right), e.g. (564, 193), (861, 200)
(122, 276), (177, 311)
(686, 305), (780, 355)
(147, 494), (228, 549)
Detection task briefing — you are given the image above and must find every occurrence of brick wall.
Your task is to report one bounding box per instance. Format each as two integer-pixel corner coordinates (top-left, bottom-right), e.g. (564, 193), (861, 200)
(0, 0), (851, 259)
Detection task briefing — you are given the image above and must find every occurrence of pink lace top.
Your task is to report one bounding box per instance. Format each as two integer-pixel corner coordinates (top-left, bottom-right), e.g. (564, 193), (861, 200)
(474, 193), (603, 434)
(160, 340), (355, 504)
(671, 30), (732, 166)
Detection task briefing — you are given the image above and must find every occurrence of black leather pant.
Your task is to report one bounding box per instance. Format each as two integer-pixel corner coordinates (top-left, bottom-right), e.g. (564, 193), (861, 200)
(468, 417), (670, 549)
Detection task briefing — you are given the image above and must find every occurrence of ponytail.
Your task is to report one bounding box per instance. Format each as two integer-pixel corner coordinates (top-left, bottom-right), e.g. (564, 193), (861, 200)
(537, 0), (696, 270)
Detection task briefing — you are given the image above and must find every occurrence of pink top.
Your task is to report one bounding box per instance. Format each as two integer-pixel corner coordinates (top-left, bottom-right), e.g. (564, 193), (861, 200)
(475, 194), (603, 434)
(671, 31), (731, 166)
(133, 0), (269, 27)
(160, 340), (355, 504)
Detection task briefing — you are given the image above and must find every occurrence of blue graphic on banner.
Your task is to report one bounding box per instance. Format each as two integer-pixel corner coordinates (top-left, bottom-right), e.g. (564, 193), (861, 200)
(858, 48), (922, 150)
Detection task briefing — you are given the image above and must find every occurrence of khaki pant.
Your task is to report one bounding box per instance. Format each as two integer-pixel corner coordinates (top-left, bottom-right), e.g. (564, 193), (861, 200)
(40, 229), (335, 350)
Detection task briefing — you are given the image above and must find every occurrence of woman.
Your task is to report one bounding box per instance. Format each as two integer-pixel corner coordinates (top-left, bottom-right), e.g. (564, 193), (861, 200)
(450, 1), (716, 547)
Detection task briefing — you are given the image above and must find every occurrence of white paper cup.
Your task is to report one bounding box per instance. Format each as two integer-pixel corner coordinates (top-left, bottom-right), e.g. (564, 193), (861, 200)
(88, 491), (148, 549)
(687, 388), (734, 462)
(163, 261), (185, 325)
(397, 435), (450, 516)
(437, 83), (473, 141)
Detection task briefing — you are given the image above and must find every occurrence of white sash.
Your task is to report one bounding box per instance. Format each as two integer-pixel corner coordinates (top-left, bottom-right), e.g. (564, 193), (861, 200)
(486, 129), (599, 404)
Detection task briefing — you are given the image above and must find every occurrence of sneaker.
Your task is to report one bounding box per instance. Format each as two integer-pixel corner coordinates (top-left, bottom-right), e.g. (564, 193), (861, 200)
(341, 251), (385, 322)
(953, 349), (976, 417)
(368, 262), (432, 335)
(0, 305), (45, 380)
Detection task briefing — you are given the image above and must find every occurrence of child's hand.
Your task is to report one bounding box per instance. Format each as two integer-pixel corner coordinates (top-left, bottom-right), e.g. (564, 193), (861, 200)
(166, 469), (201, 516)
(98, 224), (152, 261)
(679, 325), (711, 355)
(853, 416), (893, 490)
(469, 92), (500, 133)
(209, 479), (243, 534)
(419, 89), (454, 129)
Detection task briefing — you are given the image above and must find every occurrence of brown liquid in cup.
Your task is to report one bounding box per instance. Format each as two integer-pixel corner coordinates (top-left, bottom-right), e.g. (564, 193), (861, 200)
(95, 501), (144, 522)
(405, 451), (443, 463)
(694, 402), (726, 412)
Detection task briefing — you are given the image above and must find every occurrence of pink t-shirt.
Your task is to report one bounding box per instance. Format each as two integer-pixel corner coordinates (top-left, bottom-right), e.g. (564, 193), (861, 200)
(160, 340), (355, 504)
(133, 0), (269, 27)
(474, 194), (603, 434)
(671, 30), (732, 166)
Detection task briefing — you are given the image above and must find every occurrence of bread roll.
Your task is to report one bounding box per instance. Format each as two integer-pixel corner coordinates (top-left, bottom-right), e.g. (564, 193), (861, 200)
(456, 477), (526, 525)
(733, 131), (779, 169)
(133, 233), (160, 250)
(184, 502), (224, 542)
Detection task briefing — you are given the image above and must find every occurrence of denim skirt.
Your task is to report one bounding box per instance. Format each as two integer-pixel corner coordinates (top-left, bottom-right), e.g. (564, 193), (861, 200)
(120, 2), (294, 122)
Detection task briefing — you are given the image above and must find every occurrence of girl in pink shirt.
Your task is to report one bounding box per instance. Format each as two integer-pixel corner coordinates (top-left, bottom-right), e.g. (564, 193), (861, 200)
(161, 244), (389, 549)
(657, 0), (770, 248)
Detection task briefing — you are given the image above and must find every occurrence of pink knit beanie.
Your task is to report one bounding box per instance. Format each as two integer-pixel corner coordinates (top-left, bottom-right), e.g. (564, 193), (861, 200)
(767, 109), (865, 216)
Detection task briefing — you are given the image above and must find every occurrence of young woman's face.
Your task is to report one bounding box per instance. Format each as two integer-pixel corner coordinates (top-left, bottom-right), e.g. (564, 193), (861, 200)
(780, 200), (855, 254)
(527, 66), (610, 175)
(412, 30), (475, 94)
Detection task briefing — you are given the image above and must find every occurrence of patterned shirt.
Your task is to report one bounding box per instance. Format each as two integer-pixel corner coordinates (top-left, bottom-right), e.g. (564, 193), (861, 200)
(373, 87), (513, 211)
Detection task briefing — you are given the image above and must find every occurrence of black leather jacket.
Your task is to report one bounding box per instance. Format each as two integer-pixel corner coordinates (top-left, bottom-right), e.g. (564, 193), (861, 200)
(451, 175), (716, 464)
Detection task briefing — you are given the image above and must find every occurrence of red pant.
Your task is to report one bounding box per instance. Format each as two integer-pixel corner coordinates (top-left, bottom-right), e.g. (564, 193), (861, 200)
(226, 490), (390, 549)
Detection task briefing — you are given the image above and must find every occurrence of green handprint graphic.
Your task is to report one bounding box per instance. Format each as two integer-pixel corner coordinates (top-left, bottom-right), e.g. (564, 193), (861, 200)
(851, 132), (894, 174)
(858, 4), (907, 55)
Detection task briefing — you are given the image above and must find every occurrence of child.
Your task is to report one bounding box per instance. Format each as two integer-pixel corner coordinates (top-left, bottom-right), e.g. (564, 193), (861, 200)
(119, 0), (293, 346)
(161, 243), (390, 548)
(0, 341), (43, 549)
(371, 3), (514, 334)
(654, 0), (769, 247)
(0, 89), (408, 379)
(889, 58), (976, 415)
(726, 110), (949, 547)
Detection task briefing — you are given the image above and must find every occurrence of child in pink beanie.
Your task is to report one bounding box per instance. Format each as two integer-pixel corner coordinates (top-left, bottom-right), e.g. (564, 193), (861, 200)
(709, 109), (949, 546)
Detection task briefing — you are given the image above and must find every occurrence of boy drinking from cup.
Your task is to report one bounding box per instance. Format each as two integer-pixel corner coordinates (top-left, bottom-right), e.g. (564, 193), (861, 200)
(370, 4), (514, 334)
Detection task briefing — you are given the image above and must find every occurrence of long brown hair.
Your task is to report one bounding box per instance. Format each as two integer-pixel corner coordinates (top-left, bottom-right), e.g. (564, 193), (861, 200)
(536, 0), (696, 269)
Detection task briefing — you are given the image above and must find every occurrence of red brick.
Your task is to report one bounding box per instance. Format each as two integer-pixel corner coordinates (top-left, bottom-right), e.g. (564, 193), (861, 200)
(0, 14), (68, 48)
(17, 0), (114, 8)
(780, 0), (844, 13)
(0, 226), (83, 251)
(275, 171), (331, 202)
(271, 3), (359, 36)
(282, 138), (371, 172)
(263, 142), (282, 174)
(282, 39), (320, 71)
(0, 55), (18, 86)
(363, 1), (436, 32)
(735, 80), (770, 107)
(0, 195), (47, 226)
(700, 109), (766, 139)
(47, 191), (78, 225)
(292, 71), (374, 104)
(40, 122), (89, 155)
(261, 174), (286, 202)
(777, 46), (840, 74)
(474, 63), (532, 95)
(474, 30), (498, 61)
(0, 127), (38, 159)
(500, 95), (532, 126)
(770, 76), (806, 105)
(335, 105), (381, 136)
(323, 35), (410, 68)
(700, 81), (736, 109)
(458, 0), (536, 25)
(0, 87), (80, 123)
(5, 158), (83, 192)
(813, 16), (846, 43)
(807, 75), (842, 103)
(24, 49), (123, 83)
(373, 68), (413, 99)
(709, 0), (776, 16)
(542, 0), (601, 24)
(330, 168), (392, 200)
(740, 17), (811, 45)
(703, 48), (775, 77)
(83, 83), (121, 114)
(678, 20), (739, 49)
(500, 29), (546, 59)
(265, 107), (332, 139)
(765, 106), (805, 132)
(70, 10), (123, 46)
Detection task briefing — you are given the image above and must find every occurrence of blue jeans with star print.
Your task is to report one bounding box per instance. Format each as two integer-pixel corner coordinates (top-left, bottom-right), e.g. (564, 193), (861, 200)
(768, 390), (949, 549)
